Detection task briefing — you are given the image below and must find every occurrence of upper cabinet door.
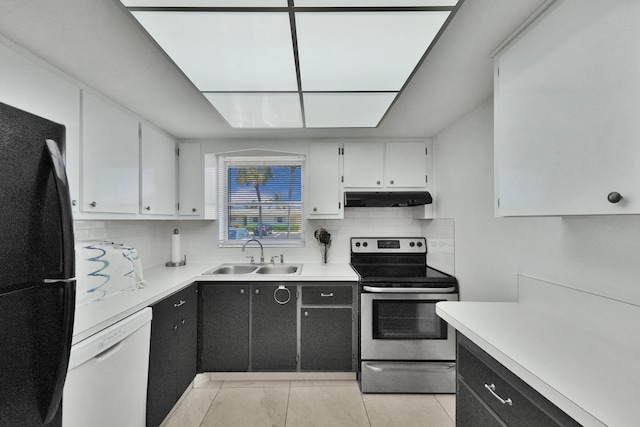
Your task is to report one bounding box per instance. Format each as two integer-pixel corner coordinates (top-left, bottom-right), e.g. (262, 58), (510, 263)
(494, 0), (640, 216)
(307, 142), (343, 218)
(385, 142), (427, 188)
(179, 142), (204, 217)
(141, 124), (176, 216)
(81, 91), (139, 214)
(343, 142), (384, 188)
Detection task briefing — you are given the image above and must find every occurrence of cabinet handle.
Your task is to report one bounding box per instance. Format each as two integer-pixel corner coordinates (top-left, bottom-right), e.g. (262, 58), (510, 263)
(181, 319), (185, 325)
(240, 288), (245, 294)
(192, 208), (197, 212)
(89, 201), (97, 208)
(389, 180), (394, 185)
(71, 200), (77, 206)
(145, 206), (151, 211)
(484, 383), (513, 406)
(313, 207), (318, 212)
(607, 192), (623, 204)
(174, 300), (186, 308)
(321, 292), (334, 297)
(173, 325), (178, 331)
(274, 285), (291, 305)
(376, 180), (381, 185)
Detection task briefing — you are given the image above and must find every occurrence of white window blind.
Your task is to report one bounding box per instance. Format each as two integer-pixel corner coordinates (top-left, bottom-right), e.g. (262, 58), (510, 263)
(218, 155), (305, 247)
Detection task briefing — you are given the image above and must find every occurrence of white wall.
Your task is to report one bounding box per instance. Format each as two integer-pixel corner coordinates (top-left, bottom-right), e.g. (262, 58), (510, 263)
(435, 99), (640, 305)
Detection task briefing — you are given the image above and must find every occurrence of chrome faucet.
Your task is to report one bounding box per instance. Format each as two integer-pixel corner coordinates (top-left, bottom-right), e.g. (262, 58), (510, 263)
(241, 239), (264, 264)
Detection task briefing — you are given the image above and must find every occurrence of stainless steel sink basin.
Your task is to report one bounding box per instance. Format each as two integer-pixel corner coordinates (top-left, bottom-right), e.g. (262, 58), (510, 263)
(202, 264), (258, 275)
(202, 263), (301, 275)
(255, 264), (300, 275)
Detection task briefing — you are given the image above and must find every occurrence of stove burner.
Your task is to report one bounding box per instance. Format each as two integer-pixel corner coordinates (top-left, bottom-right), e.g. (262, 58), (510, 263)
(350, 237), (457, 293)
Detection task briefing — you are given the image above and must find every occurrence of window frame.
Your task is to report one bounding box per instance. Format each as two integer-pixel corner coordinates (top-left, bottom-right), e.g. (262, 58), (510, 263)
(218, 154), (305, 248)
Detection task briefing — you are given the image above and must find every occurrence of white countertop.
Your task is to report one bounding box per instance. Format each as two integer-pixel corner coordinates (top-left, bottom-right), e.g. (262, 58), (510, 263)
(72, 262), (358, 345)
(437, 276), (640, 427)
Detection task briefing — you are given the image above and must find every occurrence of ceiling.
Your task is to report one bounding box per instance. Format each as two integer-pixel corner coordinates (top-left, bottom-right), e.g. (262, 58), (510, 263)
(0, 0), (547, 140)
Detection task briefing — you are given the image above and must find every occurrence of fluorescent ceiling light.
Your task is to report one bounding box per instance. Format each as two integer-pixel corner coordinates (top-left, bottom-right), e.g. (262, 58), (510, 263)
(204, 93), (303, 128)
(122, 1), (287, 6)
(124, 1), (459, 128)
(296, 11), (450, 91)
(304, 93), (397, 128)
(131, 11), (297, 91)
(295, 0), (457, 6)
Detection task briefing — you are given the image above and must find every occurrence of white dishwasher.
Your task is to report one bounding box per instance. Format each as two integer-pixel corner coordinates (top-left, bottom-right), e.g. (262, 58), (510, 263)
(63, 308), (153, 427)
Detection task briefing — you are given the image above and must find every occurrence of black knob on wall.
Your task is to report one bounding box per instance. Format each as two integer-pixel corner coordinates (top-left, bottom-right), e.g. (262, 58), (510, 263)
(607, 192), (623, 204)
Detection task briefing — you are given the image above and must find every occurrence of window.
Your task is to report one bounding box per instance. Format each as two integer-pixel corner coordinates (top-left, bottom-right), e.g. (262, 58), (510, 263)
(219, 154), (304, 247)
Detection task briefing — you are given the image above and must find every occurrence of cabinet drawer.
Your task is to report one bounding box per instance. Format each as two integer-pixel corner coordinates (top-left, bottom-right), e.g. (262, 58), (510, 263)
(458, 334), (580, 427)
(302, 286), (353, 305)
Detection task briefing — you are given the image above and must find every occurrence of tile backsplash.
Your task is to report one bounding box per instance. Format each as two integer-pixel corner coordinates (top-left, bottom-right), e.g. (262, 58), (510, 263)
(74, 209), (455, 274)
(74, 220), (179, 269)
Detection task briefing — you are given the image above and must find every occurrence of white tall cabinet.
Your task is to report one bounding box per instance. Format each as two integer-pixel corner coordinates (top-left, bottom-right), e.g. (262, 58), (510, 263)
(141, 123), (176, 216)
(81, 91), (140, 214)
(179, 142), (205, 218)
(307, 142), (343, 219)
(494, 0), (640, 216)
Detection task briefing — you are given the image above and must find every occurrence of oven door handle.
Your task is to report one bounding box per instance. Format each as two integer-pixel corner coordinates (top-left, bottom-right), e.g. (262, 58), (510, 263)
(362, 286), (457, 293)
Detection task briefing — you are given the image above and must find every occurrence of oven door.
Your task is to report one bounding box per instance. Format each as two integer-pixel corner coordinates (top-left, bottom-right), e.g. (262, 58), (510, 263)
(360, 292), (457, 361)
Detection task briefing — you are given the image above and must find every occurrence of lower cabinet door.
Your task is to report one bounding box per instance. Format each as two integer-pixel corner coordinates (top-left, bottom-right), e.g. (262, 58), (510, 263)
(301, 308), (353, 371)
(200, 284), (250, 371)
(251, 284), (297, 371)
(176, 286), (198, 394)
(146, 299), (178, 427)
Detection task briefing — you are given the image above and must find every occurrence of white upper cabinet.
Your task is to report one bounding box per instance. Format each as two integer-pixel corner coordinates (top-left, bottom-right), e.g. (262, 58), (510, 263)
(343, 142), (384, 188)
(141, 123), (176, 216)
(384, 142), (429, 188)
(81, 91), (140, 214)
(343, 141), (428, 190)
(307, 142), (343, 219)
(179, 142), (205, 218)
(494, 0), (640, 216)
(0, 40), (81, 211)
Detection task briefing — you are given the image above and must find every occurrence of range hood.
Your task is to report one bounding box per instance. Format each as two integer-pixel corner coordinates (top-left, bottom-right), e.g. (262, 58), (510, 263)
(344, 191), (432, 208)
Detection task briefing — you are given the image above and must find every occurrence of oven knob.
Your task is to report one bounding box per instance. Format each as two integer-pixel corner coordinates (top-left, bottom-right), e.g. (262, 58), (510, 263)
(410, 242), (415, 247)
(355, 242), (361, 247)
(417, 242), (423, 247)
(363, 242), (368, 247)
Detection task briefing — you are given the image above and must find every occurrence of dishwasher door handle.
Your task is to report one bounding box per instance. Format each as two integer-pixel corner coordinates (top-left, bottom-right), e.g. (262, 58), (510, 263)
(94, 341), (124, 361)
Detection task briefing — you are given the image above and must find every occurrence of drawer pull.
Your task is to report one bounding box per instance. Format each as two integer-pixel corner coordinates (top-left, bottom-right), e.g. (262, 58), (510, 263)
(484, 383), (513, 406)
(320, 292), (334, 297)
(174, 300), (186, 308)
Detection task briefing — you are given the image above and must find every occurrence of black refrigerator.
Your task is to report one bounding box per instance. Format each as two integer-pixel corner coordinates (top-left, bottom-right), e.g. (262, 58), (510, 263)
(0, 102), (76, 426)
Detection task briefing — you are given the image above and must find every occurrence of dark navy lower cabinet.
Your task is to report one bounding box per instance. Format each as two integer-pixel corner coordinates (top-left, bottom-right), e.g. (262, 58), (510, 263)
(456, 333), (580, 427)
(199, 284), (250, 371)
(300, 307), (353, 371)
(251, 284), (298, 371)
(146, 284), (197, 427)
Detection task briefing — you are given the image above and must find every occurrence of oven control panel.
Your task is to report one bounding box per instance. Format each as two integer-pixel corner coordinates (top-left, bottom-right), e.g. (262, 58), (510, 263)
(351, 237), (427, 253)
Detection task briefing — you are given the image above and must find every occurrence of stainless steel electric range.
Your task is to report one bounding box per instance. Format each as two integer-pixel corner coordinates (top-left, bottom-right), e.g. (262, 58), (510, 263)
(351, 237), (458, 393)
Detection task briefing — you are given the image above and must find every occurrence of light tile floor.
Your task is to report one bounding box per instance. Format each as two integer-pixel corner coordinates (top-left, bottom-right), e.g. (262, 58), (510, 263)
(161, 375), (455, 427)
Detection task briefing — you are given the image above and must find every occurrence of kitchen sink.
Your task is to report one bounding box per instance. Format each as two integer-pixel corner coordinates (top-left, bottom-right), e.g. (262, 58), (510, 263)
(202, 263), (301, 276)
(255, 265), (300, 275)
(202, 264), (258, 275)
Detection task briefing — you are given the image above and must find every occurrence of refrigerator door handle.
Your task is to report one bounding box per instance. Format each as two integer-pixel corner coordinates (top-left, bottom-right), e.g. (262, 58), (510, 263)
(41, 280), (76, 424)
(45, 139), (75, 279)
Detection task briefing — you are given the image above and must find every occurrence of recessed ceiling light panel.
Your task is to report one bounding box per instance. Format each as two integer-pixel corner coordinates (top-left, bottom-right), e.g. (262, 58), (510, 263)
(131, 11), (298, 91)
(295, 11), (450, 91)
(204, 93), (303, 128)
(122, 1), (287, 6)
(294, 1), (457, 6)
(303, 92), (397, 128)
